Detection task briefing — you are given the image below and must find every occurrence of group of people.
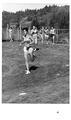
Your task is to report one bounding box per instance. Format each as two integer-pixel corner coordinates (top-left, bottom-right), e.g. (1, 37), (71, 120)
(8, 26), (56, 74)
(38, 26), (56, 44)
(8, 26), (56, 44)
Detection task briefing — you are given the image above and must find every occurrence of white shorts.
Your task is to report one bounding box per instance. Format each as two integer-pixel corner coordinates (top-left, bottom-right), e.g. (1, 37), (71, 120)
(45, 34), (49, 39)
(33, 34), (37, 44)
(23, 46), (33, 55)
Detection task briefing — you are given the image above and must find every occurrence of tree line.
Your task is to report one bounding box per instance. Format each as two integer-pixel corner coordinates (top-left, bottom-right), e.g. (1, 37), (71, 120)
(2, 5), (69, 29)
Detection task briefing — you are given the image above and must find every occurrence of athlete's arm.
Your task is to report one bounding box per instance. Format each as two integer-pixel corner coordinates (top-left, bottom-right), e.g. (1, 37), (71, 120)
(29, 36), (34, 45)
(19, 40), (25, 46)
(19, 35), (25, 46)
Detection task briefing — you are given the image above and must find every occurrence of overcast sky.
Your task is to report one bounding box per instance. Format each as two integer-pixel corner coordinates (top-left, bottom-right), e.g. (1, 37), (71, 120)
(2, 3), (48, 12)
(2, 3), (66, 13)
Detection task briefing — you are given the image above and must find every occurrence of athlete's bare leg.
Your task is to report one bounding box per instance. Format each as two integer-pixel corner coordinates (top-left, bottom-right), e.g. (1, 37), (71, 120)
(24, 52), (30, 74)
(53, 35), (55, 44)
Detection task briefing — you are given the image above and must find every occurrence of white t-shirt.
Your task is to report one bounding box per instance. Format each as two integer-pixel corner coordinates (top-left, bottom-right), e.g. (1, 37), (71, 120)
(50, 28), (55, 34)
(45, 29), (49, 34)
(23, 34), (32, 42)
(31, 29), (37, 34)
(9, 29), (12, 35)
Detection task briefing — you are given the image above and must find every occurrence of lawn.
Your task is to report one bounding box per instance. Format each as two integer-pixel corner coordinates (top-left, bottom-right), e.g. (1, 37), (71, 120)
(2, 41), (69, 103)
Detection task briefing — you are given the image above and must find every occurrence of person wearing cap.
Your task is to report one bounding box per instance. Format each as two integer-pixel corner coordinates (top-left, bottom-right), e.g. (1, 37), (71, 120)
(20, 28), (35, 74)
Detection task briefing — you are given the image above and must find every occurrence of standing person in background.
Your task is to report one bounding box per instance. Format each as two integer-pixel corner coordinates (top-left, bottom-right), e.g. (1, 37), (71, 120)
(9, 27), (13, 42)
(31, 26), (38, 44)
(49, 27), (56, 44)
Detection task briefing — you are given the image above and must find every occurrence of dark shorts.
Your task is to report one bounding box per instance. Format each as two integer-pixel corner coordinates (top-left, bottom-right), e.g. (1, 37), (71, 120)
(27, 46), (32, 50)
(49, 34), (55, 37)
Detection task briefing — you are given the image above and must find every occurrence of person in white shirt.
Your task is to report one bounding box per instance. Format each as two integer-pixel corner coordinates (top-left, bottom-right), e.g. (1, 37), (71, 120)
(31, 26), (38, 44)
(49, 27), (56, 44)
(44, 27), (49, 35)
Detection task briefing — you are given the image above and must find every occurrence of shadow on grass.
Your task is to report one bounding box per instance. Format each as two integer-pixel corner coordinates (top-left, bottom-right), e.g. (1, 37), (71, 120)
(29, 65), (39, 71)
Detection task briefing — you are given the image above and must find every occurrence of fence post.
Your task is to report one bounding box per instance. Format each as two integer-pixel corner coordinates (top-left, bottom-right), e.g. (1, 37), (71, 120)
(17, 29), (19, 41)
(20, 24), (21, 40)
(57, 29), (58, 43)
(6, 24), (9, 40)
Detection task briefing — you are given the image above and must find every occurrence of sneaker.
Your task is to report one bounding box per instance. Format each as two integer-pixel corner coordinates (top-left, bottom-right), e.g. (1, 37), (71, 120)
(25, 70), (30, 74)
(36, 48), (39, 51)
(34, 48), (36, 51)
(34, 48), (39, 51)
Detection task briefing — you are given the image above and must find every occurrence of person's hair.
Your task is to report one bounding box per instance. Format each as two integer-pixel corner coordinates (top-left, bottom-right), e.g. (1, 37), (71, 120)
(22, 27), (28, 32)
(10, 27), (12, 29)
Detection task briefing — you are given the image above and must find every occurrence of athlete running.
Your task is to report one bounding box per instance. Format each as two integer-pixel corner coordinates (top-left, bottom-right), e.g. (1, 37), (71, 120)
(19, 28), (36, 74)
(49, 27), (56, 44)
(31, 26), (38, 44)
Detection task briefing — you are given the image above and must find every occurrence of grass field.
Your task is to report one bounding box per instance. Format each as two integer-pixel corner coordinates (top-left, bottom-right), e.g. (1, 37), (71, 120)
(2, 41), (69, 103)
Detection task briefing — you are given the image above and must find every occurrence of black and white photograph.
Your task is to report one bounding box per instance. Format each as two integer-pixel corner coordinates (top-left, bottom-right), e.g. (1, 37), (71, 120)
(2, 3), (69, 104)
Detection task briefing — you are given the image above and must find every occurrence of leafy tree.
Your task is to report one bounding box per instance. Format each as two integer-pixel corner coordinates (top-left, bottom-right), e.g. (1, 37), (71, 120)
(31, 16), (40, 29)
(49, 6), (69, 29)
(2, 5), (69, 29)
